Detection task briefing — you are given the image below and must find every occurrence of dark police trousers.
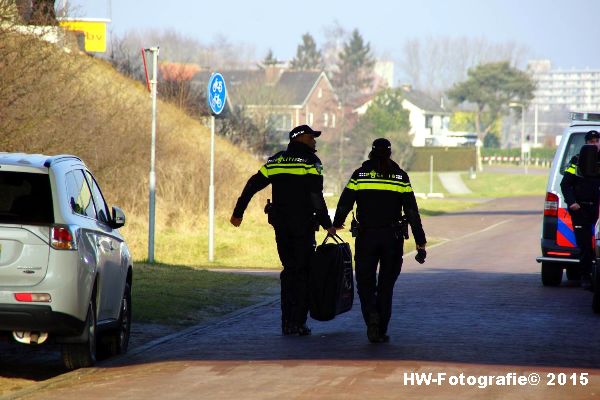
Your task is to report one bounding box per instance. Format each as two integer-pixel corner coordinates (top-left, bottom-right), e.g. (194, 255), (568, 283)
(355, 227), (403, 335)
(570, 204), (598, 276)
(273, 221), (316, 328)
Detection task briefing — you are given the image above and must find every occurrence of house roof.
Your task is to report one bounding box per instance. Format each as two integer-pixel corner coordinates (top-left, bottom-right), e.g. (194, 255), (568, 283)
(400, 87), (449, 114)
(191, 69), (330, 107)
(276, 71), (322, 105)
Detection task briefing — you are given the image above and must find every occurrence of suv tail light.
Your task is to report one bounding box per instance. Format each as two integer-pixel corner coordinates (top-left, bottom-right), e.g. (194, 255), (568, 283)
(544, 192), (559, 217)
(50, 226), (77, 250)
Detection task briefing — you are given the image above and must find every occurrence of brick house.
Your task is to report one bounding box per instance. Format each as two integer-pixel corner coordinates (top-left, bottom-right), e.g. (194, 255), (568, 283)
(192, 66), (341, 144)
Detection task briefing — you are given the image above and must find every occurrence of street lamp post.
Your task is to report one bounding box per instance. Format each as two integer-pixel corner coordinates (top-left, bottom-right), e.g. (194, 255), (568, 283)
(509, 102), (528, 174)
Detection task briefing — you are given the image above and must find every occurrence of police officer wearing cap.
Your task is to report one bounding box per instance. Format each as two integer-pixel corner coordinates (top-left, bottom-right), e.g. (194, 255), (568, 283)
(333, 138), (426, 343)
(231, 124), (336, 336)
(560, 130), (600, 288)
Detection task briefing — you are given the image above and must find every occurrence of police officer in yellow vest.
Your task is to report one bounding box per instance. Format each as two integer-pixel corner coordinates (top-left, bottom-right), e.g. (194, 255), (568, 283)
(231, 125), (336, 336)
(333, 138), (426, 343)
(560, 130), (600, 288)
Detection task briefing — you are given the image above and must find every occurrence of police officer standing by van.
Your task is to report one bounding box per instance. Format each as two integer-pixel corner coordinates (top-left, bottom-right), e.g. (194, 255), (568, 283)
(560, 130), (600, 288)
(230, 125), (335, 336)
(333, 138), (427, 343)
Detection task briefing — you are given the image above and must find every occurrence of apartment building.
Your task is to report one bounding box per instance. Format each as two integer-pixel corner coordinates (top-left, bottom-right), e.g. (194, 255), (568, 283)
(529, 59), (600, 112)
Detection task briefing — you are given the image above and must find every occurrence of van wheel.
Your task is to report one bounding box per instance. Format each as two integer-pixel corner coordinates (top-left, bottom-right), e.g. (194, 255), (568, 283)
(98, 283), (132, 359)
(566, 267), (581, 281)
(541, 263), (563, 286)
(62, 300), (97, 369)
(593, 266), (600, 314)
(593, 264), (600, 293)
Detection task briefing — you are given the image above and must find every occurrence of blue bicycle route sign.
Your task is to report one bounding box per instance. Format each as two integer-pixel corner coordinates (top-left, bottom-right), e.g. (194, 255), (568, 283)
(207, 72), (227, 115)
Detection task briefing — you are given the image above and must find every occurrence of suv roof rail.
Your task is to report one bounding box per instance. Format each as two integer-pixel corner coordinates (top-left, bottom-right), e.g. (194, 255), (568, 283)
(43, 155), (82, 168)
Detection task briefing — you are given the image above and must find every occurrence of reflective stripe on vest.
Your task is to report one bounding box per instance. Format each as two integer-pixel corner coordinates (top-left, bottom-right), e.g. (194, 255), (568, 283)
(564, 163), (577, 175)
(260, 163), (320, 177)
(346, 178), (413, 193)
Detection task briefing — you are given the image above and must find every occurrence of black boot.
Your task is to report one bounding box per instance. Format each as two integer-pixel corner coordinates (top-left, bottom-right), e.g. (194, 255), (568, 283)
(282, 320), (298, 335)
(297, 323), (311, 336)
(367, 313), (382, 343)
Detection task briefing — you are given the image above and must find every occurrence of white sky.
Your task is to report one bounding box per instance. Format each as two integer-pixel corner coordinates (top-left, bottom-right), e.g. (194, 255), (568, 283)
(68, 0), (600, 72)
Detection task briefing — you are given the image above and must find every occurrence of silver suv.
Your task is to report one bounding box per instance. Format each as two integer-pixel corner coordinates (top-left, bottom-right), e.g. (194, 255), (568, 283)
(0, 153), (132, 369)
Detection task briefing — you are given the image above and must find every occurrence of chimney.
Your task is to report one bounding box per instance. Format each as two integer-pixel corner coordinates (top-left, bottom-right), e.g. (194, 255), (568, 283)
(265, 65), (284, 85)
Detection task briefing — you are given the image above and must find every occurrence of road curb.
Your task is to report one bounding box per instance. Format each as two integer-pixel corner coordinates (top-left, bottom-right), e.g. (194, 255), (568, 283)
(4, 296), (280, 400)
(114, 296), (279, 362)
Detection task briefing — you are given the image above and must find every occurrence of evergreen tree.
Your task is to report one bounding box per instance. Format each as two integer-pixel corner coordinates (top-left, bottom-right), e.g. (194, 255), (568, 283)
(332, 29), (375, 101)
(290, 33), (322, 70)
(262, 49), (278, 66)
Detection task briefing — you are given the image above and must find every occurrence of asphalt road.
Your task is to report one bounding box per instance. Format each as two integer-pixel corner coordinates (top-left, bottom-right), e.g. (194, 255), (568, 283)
(6, 196), (600, 399)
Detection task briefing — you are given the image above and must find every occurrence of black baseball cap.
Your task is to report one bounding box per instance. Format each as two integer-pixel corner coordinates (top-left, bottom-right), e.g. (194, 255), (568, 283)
(289, 125), (321, 140)
(585, 130), (600, 142)
(372, 138), (391, 149)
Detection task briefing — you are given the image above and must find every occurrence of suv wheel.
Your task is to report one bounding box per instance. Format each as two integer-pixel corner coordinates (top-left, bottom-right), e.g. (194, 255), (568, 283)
(98, 283), (132, 359)
(62, 300), (97, 369)
(541, 262), (563, 286)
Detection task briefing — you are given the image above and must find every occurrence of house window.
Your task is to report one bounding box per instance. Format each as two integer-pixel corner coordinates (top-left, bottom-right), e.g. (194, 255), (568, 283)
(309, 113), (314, 125)
(332, 114), (336, 128)
(268, 113), (292, 131)
(425, 115), (433, 129)
(323, 113), (329, 127)
(318, 88), (323, 98)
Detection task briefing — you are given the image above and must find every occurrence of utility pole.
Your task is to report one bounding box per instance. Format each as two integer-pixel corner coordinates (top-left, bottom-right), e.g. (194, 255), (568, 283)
(534, 104), (539, 147)
(144, 47), (159, 263)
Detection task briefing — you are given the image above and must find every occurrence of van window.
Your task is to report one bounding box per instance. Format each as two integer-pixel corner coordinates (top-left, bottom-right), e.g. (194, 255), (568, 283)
(559, 132), (587, 175)
(0, 171), (54, 224)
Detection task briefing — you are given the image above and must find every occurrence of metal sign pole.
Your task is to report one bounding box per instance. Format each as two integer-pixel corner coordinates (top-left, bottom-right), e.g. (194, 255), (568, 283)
(208, 115), (215, 262)
(206, 72), (226, 263)
(429, 155), (434, 195)
(147, 46), (159, 263)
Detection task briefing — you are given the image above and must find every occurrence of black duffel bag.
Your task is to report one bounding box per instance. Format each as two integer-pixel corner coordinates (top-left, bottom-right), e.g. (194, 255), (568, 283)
(309, 233), (354, 321)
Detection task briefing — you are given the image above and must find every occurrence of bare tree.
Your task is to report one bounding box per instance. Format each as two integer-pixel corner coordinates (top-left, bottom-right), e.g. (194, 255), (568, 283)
(108, 29), (257, 74)
(321, 21), (348, 75)
(398, 36), (531, 96)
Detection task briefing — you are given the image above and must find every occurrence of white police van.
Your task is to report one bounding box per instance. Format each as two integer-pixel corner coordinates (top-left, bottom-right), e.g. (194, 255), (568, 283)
(536, 112), (600, 299)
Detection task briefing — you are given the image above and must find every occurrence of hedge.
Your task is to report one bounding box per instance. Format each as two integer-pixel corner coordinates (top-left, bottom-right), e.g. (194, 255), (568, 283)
(409, 147), (477, 171)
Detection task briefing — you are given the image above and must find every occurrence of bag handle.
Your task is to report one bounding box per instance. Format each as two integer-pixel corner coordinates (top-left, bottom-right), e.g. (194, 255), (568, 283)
(321, 232), (345, 245)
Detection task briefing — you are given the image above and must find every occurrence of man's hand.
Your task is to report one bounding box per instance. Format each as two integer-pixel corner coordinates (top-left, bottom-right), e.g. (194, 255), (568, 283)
(230, 216), (243, 227)
(569, 203), (581, 211)
(326, 226), (337, 235)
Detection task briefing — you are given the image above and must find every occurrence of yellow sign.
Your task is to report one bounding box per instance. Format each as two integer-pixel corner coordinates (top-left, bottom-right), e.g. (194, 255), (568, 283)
(59, 19), (109, 53)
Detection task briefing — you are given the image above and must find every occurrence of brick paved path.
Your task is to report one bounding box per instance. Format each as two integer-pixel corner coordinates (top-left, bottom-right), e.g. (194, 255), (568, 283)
(11, 196), (600, 399)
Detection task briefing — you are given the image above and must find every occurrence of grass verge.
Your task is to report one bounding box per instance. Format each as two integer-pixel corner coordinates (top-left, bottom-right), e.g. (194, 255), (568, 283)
(132, 263), (279, 326)
(409, 170), (547, 198)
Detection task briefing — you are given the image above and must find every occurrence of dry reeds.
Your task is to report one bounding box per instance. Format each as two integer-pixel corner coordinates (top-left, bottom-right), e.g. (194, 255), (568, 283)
(0, 10), (271, 260)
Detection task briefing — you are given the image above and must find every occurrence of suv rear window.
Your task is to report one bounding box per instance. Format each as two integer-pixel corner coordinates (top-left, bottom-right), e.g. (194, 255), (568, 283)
(559, 132), (587, 175)
(0, 171), (54, 224)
